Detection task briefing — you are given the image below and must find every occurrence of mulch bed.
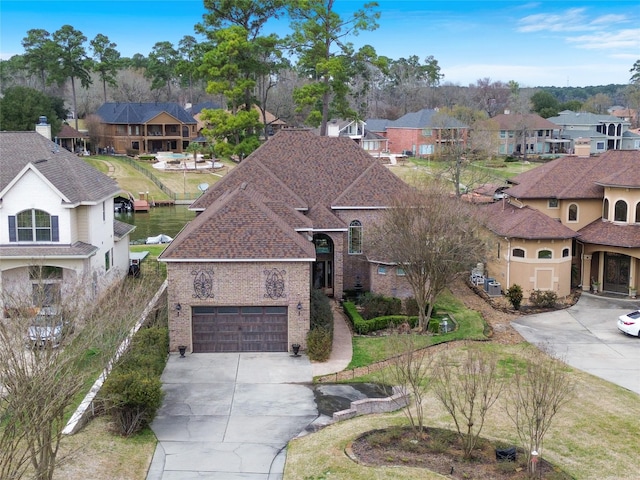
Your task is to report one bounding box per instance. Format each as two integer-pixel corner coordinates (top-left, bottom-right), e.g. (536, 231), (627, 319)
(349, 426), (573, 479)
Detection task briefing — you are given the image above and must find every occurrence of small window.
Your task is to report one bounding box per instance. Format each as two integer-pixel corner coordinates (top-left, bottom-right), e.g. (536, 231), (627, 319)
(636, 202), (640, 223)
(241, 306), (263, 314)
(29, 266), (63, 280)
(596, 141), (605, 150)
(603, 198), (609, 220)
(614, 200), (627, 222)
(538, 250), (552, 259)
(348, 220), (363, 254)
(548, 198), (558, 208)
(265, 306), (287, 314)
(512, 248), (525, 258)
(562, 248), (570, 257)
(568, 204), (578, 222)
(105, 250), (111, 271)
(377, 265), (387, 275)
(396, 267), (406, 276)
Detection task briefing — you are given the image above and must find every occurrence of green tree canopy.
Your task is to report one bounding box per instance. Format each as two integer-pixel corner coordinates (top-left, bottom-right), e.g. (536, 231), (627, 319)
(90, 33), (121, 103)
(0, 86), (64, 136)
(530, 90), (560, 118)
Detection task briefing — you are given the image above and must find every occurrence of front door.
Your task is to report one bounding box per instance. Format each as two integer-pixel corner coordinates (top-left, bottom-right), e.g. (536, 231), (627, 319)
(312, 234), (334, 296)
(603, 252), (630, 294)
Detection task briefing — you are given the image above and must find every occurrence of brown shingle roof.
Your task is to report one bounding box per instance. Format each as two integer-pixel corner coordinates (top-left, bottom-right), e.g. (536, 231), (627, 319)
(160, 184), (315, 261)
(482, 201), (578, 240)
(0, 131), (119, 203)
(578, 220), (640, 248)
(0, 241), (98, 258)
(505, 150), (640, 200)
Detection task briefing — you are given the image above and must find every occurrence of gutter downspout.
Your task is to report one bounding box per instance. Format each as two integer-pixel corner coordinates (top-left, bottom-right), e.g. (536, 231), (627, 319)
(505, 237), (511, 288)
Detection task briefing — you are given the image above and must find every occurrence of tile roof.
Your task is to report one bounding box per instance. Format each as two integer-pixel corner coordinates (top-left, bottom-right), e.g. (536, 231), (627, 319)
(0, 241), (99, 258)
(578, 220), (640, 248)
(0, 131), (120, 203)
(160, 184), (316, 261)
(96, 102), (196, 124)
(505, 150), (640, 200)
(481, 201), (578, 240)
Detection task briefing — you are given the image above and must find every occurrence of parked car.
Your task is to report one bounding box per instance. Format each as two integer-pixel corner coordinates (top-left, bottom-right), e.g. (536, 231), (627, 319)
(617, 310), (640, 337)
(27, 306), (70, 348)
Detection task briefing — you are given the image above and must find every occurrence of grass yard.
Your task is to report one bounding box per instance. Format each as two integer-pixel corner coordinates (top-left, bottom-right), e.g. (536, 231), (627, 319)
(286, 343), (640, 480)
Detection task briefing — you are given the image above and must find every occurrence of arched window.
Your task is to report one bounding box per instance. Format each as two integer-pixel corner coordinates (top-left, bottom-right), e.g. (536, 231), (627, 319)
(635, 202), (640, 223)
(562, 248), (570, 257)
(614, 200), (627, 222)
(603, 198), (609, 220)
(9, 209), (58, 242)
(568, 204), (578, 222)
(512, 248), (525, 258)
(538, 249), (552, 259)
(348, 220), (363, 254)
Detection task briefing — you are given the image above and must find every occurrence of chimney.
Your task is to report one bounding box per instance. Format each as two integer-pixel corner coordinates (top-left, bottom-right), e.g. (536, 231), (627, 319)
(35, 116), (52, 140)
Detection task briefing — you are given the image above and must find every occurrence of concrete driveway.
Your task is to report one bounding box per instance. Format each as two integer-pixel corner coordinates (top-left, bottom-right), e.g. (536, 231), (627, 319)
(146, 353), (318, 480)
(512, 293), (640, 395)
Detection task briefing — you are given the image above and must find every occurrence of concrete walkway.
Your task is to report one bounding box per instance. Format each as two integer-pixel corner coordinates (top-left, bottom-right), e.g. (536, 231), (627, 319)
(512, 293), (640, 395)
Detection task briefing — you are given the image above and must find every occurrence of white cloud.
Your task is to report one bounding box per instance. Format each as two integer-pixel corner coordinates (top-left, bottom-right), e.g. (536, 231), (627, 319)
(568, 28), (640, 50)
(517, 8), (588, 33)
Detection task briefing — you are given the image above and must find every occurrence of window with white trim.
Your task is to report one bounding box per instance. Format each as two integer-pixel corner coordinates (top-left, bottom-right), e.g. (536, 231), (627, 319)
(9, 209), (58, 242)
(538, 249), (552, 259)
(396, 267), (406, 276)
(568, 204), (578, 222)
(614, 200), (627, 222)
(512, 248), (525, 258)
(377, 265), (387, 275)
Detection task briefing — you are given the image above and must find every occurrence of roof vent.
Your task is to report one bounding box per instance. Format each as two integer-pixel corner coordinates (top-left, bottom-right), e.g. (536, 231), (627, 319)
(34, 159), (48, 164)
(240, 182), (248, 190)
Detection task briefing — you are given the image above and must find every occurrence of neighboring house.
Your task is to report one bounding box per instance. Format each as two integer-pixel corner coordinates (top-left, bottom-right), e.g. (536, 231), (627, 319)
(547, 110), (640, 155)
(158, 129), (409, 353)
(95, 102), (198, 155)
(491, 112), (562, 156)
(55, 123), (90, 154)
(609, 106), (638, 128)
(481, 150), (640, 299)
(369, 109), (469, 156)
(0, 130), (135, 316)
(318, 118), (389, 157)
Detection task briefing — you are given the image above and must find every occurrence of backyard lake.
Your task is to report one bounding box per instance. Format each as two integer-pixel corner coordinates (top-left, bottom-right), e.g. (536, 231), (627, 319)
(116, 204), (195, 243)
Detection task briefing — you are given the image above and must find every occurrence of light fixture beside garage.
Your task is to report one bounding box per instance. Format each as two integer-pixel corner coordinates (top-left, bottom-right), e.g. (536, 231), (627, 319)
(175, 303), (182, 316)
(297, 301), (302, 315)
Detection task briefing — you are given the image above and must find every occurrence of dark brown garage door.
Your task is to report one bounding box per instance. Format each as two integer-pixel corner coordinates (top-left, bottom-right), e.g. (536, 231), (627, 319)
(192, 306), (288, 353)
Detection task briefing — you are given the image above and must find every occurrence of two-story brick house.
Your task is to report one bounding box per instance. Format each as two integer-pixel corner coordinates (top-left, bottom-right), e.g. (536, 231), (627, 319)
(158, 129), (409, 354)
(0, 131), (134, 315)
(481, 150), (640, 299)
(95, 102), (198, 155)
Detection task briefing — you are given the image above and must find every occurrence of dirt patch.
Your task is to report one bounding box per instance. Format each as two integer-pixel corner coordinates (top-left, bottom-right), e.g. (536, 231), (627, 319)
(349, 426), (572, 479)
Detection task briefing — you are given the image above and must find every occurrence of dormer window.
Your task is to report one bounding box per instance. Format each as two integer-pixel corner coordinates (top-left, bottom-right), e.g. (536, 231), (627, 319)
(9, 209), (59, 242)
(603, 198), (609, 220)
(548, 198), (558, 208)
(568, 204), (578, 222)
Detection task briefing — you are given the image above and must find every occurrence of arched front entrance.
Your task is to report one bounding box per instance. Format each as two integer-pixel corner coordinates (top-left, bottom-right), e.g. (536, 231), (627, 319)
(604, 252), (630, 294)
(312, 234), (334, 296)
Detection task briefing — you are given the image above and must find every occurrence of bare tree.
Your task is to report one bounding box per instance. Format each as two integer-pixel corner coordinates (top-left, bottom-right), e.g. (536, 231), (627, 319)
(505, 346), (575, 475)
(381, 334), (433, 438)
(0, 273), (163, 480)
(366, 182), (488, 332)
(432, 345), (504, 459)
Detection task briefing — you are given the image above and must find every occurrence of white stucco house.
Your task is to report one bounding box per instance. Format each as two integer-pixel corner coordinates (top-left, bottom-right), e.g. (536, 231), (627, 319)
(0, 130), (134, 314)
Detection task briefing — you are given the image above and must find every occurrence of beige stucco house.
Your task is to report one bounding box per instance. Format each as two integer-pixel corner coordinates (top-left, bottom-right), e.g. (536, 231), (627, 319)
(0, 131), (134, 315)
(482, 150), (640, 299)
(159, 129), (409, 354)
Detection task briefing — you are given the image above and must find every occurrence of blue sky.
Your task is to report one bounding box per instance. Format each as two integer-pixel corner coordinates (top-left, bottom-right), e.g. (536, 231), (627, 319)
(1, 0), (639, 88)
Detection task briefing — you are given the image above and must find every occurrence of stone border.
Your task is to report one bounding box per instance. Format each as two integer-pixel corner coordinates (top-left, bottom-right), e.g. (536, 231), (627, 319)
(61, 280), (168, 435)
(332, 385), (410, 422)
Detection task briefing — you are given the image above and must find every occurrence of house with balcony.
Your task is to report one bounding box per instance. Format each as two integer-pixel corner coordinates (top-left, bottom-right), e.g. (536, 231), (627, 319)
(547, 110), (640, 155)
(95, 102), (198, 155)
(481, 150), (640, 299)
(368, 109), (468, 157)
(0, 130), (134, 316)
(491, 112), (563, 156)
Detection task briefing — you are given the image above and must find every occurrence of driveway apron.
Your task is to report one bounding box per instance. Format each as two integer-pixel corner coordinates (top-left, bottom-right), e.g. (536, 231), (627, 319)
(147, 352), (318, 480)
(512, 294), (640, 395)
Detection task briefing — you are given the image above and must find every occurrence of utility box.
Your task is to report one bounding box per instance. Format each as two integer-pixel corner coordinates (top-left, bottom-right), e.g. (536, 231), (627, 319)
(488, 282), (502, 296)
(483, 277), (495, 292)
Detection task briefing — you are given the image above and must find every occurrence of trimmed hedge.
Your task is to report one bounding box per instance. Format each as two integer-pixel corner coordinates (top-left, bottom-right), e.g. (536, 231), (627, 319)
(306, 289), (334, 361)
(359, 292), (402, 320)
(343, 302), (418, 334)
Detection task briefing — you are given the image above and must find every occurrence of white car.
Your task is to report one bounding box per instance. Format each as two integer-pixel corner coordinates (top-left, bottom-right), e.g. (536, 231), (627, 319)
(27, 306), (65, 348)
(617, 310), (640, 337)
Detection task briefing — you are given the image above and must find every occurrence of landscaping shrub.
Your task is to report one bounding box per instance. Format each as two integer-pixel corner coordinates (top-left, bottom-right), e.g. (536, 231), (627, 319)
(306, 327), (332, 362)
(403, 297), (429, 317)
(505, 284), (523, 310)
(310, 288), (333, 332)
(137, 154), (156, 161)
(529, 289), (558, 308)
(343, 302), (418, 334)
(100, 326), (168, 436)
(360, 292), (402, 320)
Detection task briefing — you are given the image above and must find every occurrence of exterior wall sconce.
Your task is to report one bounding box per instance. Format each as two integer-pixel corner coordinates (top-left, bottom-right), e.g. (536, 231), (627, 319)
(175, 303), (182, 316)
(297, 301), (302, 315)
